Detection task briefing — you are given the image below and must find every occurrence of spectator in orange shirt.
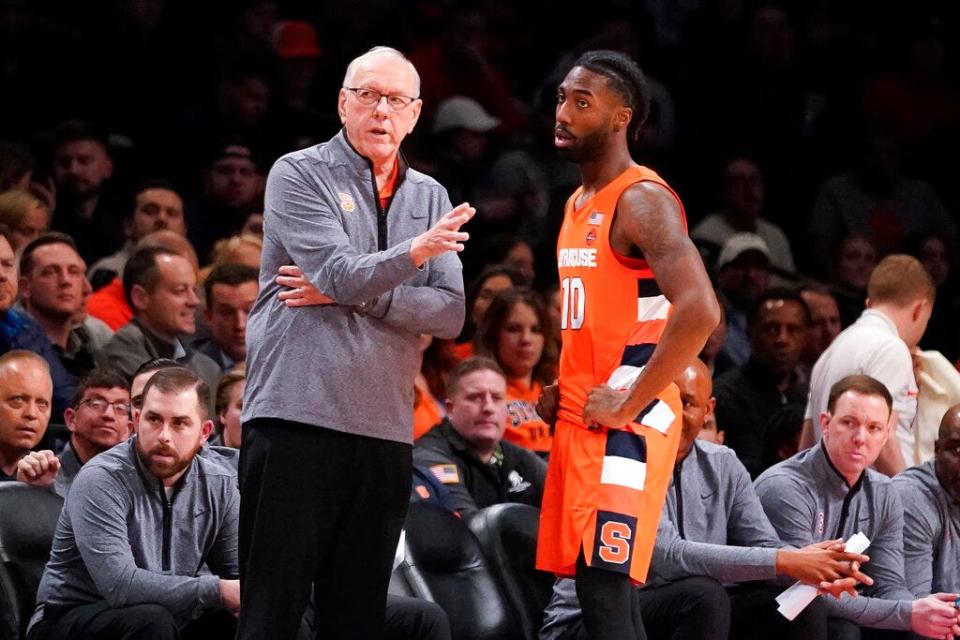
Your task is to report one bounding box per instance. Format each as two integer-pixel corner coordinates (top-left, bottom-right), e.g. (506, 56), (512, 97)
(475, 286), (557, 455)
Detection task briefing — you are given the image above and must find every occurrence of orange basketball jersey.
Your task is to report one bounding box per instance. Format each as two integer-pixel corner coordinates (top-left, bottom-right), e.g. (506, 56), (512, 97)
(503, 377), (552, 453)
(536, 165), (685, 584)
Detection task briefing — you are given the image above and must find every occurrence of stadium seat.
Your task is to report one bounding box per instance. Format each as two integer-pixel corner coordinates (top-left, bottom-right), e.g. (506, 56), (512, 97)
(0, 483), (63, 640)
(401, 502), (523, 640)
(467, 504), (554, 640)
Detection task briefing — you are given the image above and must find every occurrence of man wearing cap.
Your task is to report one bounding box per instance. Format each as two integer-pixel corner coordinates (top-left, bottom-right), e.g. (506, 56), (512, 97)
(187, 139), (262, 262)
(239, 46), (473, 639)
(799, 254), (934, 475)
(715, 232), (772, 369)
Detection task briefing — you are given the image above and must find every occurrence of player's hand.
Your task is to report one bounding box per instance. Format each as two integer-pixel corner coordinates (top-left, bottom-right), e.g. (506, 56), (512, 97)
(16, 450), (61, 488)
(911, 593), (960, 639)
(219, 579), (241, 617)
(583, 384), (632, 429)
(276, 265), (335, 307)
(410, 203), (475, 267)
(536, 383), (559, 425)
(775, 539), (872, 598)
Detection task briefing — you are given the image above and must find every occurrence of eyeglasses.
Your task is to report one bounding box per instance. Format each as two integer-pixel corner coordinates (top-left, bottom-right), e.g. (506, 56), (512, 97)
(78, 397), (131, 417)
(344, 87), (419, 111)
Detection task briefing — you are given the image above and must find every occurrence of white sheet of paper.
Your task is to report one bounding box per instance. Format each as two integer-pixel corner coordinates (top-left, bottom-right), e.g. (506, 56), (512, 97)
(775, 532), (871, 621)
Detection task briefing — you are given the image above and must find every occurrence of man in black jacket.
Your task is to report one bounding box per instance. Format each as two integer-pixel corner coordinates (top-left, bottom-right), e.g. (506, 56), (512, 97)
(414, 357), (546, 519)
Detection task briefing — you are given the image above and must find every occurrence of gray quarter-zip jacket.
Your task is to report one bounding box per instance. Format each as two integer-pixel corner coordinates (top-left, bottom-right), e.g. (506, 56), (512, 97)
(893, 460), (960, 596)
(755, 442), (913, 630)
(34, 437), (239, 626)
(242, 130), (465, 444)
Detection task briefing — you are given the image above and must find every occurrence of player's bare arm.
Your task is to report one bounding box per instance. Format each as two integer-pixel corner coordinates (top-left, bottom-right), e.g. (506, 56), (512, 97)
(583, 181), (720, 428)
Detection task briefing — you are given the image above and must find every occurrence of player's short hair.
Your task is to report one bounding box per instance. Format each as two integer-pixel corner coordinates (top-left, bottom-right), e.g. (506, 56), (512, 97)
(867, 254), (935, 307)
(826, 374), (893, 415)
(445, 357), (505, 398)
(572, 49), (650, 142)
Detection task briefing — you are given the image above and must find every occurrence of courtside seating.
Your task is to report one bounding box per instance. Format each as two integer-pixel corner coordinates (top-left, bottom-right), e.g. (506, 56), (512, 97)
(401, 501), (523, 640)
(0, 483), (63, 640)
(468, 504), (554, 640)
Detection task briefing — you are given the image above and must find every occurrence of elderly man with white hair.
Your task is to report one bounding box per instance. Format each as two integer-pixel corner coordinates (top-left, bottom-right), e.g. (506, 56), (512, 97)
(238, 46), (474, 639)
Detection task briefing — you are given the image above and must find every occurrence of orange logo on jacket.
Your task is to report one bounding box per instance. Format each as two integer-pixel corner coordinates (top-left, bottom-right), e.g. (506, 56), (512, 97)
(338, 192), (355, 212)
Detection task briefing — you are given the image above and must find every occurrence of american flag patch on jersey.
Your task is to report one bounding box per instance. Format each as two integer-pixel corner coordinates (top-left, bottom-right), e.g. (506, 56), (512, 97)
(429, 464), (461, 484)
(588, 211), (604, 225)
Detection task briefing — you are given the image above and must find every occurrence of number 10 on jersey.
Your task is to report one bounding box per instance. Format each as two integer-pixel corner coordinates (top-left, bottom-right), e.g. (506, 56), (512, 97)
(560, 277), (585, 330)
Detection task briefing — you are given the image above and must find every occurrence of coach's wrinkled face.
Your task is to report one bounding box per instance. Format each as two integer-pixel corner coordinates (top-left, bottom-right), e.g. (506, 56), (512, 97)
(338, 52), (422, 166)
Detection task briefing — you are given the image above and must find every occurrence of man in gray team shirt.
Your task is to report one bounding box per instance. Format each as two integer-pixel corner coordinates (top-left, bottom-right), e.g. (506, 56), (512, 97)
(239, 46), (473, 639)
(894, 404), (960, 598)
(540, 360), (870, 640)
(756, 374), (960, 639)
(28, 367), (240, 640)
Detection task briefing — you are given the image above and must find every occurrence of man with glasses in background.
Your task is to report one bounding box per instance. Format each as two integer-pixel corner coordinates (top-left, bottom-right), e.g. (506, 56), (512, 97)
(17, 368), (131, 497)
(239, 46), (473, 639)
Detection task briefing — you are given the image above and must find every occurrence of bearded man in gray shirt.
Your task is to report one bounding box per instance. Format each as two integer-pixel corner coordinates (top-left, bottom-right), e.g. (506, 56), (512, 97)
(894, 404), (960, 598)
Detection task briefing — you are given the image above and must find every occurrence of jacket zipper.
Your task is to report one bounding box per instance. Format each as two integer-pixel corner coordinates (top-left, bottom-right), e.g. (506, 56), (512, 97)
(673, 466), (685, 539)
(369, 165), (388, 251)
(159, 486), (172, 571)
(834, 482), (861, 539)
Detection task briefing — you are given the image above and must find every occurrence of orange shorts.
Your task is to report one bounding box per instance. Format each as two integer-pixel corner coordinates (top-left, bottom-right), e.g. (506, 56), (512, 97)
(535, 385), (681, 584)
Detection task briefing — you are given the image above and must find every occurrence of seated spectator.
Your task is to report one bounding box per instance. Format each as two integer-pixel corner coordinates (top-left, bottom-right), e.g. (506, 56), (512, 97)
(0, 189), (49, 252)
(474, 287), (556, 454)
(0, 350), (52, 481)
(756, 375), (960, 639)
(97, 247), (221, 392)
(213, 372), (243, 449)
(16, 368), (130, 497)
(191, 264), (258, 371)
(188, 140), (263, 263)
(714, 288), (810, 477)
(413, 335), (454, 441)
(801, 255), (934, 475)
(28, 367), (240, 639)
(0, 142), (35, 192)
(472, 232), (536, 285)
(0, 228), (75, 417)
(48, 120), (124, 263)
(413, 357), (546, 518)
(692, 156), (796, 281)
(908, 233), (960, 362)
(699, 300), (733, 375)
(697, 414), (725, 445)
(205, 234), (261, 271)
(893, 404), (960, 597)
(761, 404), (804, 472)
(87, 229), (200, 331)
(540, 360), (870, 640)
(87, 180), (187, 290)
(715, 232), (771, 368)
(18, 233), (100, 378)
(829, 233), (877, 328)
(454, 265), (524, 360)
(799, 283), (841, 372)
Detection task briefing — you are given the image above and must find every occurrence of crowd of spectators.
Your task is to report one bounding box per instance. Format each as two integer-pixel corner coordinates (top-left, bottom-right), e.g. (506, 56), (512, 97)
(2, 0), (960, 638)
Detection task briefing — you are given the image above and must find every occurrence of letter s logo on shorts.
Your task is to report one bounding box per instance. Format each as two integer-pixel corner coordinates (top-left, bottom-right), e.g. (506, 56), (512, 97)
(591, 511), (638, 573)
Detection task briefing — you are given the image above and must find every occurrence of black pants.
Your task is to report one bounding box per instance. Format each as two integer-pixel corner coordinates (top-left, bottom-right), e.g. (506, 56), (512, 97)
(728, 583), (829, 640)
(37, 602), (235, 640)
(237, 418), (412, 640)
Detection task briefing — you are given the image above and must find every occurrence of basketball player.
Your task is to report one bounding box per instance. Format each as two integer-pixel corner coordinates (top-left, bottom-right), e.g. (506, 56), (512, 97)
(535, 50), (721, 640)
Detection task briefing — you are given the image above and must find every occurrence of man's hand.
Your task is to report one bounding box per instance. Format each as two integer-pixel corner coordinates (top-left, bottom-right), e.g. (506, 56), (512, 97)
(219, 579), (241, 617)
(409, 203), (475, 267)
(536, 383), (559, 425)
(775, 539), (872, 599)
(910, 593), (960, 639)
(276, 265), (335, 307)
(583, 384), (632, 429)
(16, 450), (60, 488)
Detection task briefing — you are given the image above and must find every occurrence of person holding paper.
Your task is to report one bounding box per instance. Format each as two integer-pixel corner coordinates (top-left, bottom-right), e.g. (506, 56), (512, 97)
(756, 374), (960, 639)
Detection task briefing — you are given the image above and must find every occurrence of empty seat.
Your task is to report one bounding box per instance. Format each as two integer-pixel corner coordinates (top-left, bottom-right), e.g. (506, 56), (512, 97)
(0, 483), (63, 640)
(468, 504), (554, 640)
(401, 502), (523, 640)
